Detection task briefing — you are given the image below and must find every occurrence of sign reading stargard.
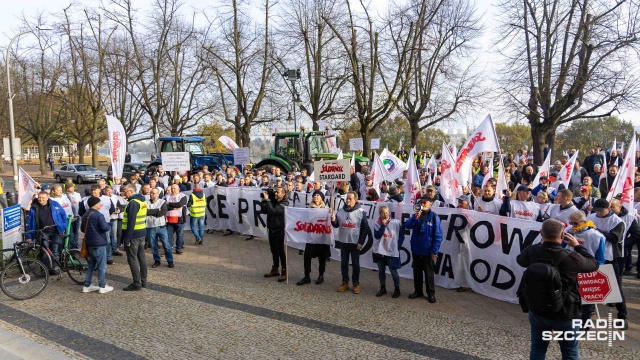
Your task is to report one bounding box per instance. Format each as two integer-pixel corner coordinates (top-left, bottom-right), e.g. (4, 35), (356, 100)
(314, 159), (351, 182)
(161, 152), (191, 172)
(1, 204), (22, 254)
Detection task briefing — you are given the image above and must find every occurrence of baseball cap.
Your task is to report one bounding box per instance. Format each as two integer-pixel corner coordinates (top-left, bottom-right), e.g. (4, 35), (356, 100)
(457, 195), (470, 202)
(516, 185), (531, 192)
(593, 199), (609, 210)
(41, 184), (51, 190)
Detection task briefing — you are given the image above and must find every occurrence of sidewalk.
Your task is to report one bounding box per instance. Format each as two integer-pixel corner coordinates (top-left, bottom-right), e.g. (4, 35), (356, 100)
(0, 324), (73, 360)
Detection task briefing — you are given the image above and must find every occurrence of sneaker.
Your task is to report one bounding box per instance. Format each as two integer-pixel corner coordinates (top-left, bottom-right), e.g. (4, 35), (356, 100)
(337, 281), (349, 292)
(99, 285), (114, 294)
(152, 261), (161, 268)
(353, 284), (361, 294)
(82, 285), (100, 293)
(168, 262), (174, 268)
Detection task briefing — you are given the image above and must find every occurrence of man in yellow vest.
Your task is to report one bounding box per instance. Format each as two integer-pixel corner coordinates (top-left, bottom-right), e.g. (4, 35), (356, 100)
(121, 184), (148, 291)
(188, 184), (206, 245)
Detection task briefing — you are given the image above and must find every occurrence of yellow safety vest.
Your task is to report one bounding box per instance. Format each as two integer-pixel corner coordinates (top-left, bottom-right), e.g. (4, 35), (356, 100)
(123, 199), (148, 230)
(189, 193), (206, 218)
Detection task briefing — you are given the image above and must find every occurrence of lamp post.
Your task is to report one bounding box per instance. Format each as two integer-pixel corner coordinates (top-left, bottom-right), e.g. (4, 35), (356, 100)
(283, 68), (301, 131)
(6, 27), (50, 193)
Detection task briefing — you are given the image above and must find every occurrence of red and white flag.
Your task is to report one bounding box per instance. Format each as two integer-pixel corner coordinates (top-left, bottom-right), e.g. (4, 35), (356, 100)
(18, 167), (36, 210)
(455, 115), (500, 186)
(558, 150), (579, 188)
(607, 135), (636, 209)
(532, 150), (551, 189)
(481, 155), (494, 188)
(370, 153), (392, 195)
(495, 156), (509, 196)
(106, 116), (127, 179)
(404, 147), (420, 204)
(441, 142), (461, 205)
(218, 136), (239, 151)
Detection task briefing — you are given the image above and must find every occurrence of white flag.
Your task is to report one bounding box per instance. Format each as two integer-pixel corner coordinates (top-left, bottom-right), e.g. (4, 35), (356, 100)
(18, 167), (36, 210)
(558, 150), (579, 187)
(455, 115), (500, 187)
(611, 138), (617, 154)
(106, 116), (127, 179)
(370, 153), (393, 195)
(380, 148), (407, 180)
(441, 142), (460, 205)
(481, 155), (494, 188)
(607, 134), (636, 205)
(350, 152), (355, 168)
(532, 150), (551, 189)
(404, 147), (420, 204)
(218, 136), (239, 150)
(448, 140), (458, 159)
(426, 154), (437, 185)
(495, 157), (508, 197)
(337, 150), (343, 160)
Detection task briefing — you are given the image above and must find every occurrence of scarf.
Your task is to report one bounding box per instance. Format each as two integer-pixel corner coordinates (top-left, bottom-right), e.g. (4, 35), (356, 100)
(573, 220), (595, 232)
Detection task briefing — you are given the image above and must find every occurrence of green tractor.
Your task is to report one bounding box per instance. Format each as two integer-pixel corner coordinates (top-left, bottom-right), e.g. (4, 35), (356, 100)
(255, 129), (369, 174)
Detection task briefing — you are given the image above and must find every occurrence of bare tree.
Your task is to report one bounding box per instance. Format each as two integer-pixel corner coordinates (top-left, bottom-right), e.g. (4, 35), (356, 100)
(395, 0), (482, 148)
(203, 0), (277, 146)
(496, 0), (640, 163)
(278, 0), (351, 131)
(324, 0), (419, 157)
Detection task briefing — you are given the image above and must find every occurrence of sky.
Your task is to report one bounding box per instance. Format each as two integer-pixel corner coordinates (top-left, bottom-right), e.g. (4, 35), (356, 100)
(1, 0), (639, 133)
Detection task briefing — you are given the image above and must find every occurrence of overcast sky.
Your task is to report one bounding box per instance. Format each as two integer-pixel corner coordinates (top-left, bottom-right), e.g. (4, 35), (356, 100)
(1, 0), (638, 131)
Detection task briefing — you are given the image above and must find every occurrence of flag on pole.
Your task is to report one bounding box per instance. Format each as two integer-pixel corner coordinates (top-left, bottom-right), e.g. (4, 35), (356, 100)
(611, 138), (617, 154)
(18, 167), (36, 210)
(106, 116), (127, 179)
(455, 114), (500, 187)
(380, 148), (408, 180)
(448, 140), (458, 159)
(337, 150), (343, 160)
(607, 134), (636, 205)
(495, 157), (509, 197)
(350, 153), (355, 168)
(370, 153), (393, 195)
(441, 142), (460, 205)
(532, 150), (551, 189)
(398, 139), (403, 151)
(558, 150), (579, 188)
(218, 136), (239, 150)
(404, 147), (420, 204)
(481, 155), (494, 188)
(599, 153), (608, 185)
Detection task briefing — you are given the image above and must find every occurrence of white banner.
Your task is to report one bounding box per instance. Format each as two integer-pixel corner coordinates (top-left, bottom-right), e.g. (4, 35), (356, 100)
(203, 186), (544, 303)
(285, 207), (333, 245)
(106, 116), (127, 178)
(349, 138), (364, 151)
(161, 152), (191, 172)
(233, 147), (251, 165)
(18, 167), (36, 210)
(371, 138), (380, 150)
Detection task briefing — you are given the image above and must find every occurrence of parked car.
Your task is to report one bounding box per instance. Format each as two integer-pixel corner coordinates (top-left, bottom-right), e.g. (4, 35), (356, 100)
(54, 164), (107, 184)
(107, 163), (148, 181)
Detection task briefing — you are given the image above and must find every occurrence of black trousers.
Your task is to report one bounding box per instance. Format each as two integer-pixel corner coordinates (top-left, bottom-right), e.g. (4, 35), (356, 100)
(268, 230), (286, 270)
(304, 254), (327, 276)
(412, 253), (435, 296)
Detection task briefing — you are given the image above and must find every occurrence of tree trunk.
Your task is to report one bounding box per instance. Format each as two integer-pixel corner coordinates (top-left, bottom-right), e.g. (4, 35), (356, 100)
(91, 134), (98, 167)
(77, 141), (87, 164)
(545, 130), (556, 161)
(37, 140), (47, 175)
(409, 117), (419, 149)
(361, 126), (371, 159)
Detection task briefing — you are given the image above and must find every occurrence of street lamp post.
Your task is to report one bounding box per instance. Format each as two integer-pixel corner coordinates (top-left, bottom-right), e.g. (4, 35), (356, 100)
(6, 27), (49, 194)
(283, 68), (301, 131)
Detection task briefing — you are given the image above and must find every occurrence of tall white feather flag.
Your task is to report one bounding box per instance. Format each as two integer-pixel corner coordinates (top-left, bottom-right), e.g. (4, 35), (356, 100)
(455, 114), (500, 187)
(495, 156), (509, 196)
(607, 134), (636, 207)
(532, 150), (551, 189)
(611, 138), (617, 154)
(350, 153), (355, 168)
(441, 142), (461, 205)
(558, 150), (579, 187)
(404, 147), (420, 204)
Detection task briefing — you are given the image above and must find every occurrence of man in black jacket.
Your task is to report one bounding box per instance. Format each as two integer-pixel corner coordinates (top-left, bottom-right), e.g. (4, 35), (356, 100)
(261, 187), (289, 282)
(121, 184), (148, 291)
(517, 219), (599, 359)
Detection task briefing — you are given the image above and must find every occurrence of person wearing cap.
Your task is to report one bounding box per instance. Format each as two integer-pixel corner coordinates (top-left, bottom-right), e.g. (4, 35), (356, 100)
(456, 195), (471, 210)
(80, 196), (114, 294)
(80, 185), (116, 264)
(121, 184), (148, 291)
(532, 175), (558, 202)
(499, 185), (540, 221)
(26, 191), (68, 274)
(476, 184), (503, 215)
(373, 205), (405, 298)
(566, 211), (606, 325)
(296, 191), (330, 286)
(404, 197), (442, 303)
(360, 176), (374, 199)
(587, 198), (628, 328)
(330, 191), (370, 294)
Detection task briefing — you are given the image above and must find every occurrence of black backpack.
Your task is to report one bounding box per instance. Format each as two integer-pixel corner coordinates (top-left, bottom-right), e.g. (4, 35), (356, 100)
(518, 249), (570, 315)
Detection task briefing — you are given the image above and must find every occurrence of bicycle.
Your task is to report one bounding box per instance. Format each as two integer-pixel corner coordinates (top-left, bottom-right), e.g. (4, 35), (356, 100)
(0, 241), (49, 300)
(22, 217), (87, 285)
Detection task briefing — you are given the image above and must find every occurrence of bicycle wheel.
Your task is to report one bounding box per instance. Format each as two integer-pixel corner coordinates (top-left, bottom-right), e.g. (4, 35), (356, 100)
(18, 245), (50, 278)
(0, 258), (49, 300)
(64, 250), (87, 285)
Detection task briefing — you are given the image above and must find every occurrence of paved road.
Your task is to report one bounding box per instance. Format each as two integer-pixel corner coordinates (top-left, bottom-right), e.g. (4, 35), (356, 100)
(0, 230), (637, 359)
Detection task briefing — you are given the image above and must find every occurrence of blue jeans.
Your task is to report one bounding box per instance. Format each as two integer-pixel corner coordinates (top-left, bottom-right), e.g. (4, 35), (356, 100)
(104, 228), (112, 261)
(377, 257), (400, 288)
(190, 217), (205, 241)
(42, 232), (61, 270)
(528, 312), (579, 360)
(70, 218), (79, 249)
(84, 246), (107, 288)
(147, 226), (173, 263)
(340, 245), (360, 284)
(166, 223), (185, 251)
(109, 220), (120, 253)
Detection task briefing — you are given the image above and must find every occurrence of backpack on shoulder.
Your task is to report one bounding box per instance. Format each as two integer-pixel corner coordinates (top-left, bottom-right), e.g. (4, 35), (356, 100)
(517, 249), (570, 315)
